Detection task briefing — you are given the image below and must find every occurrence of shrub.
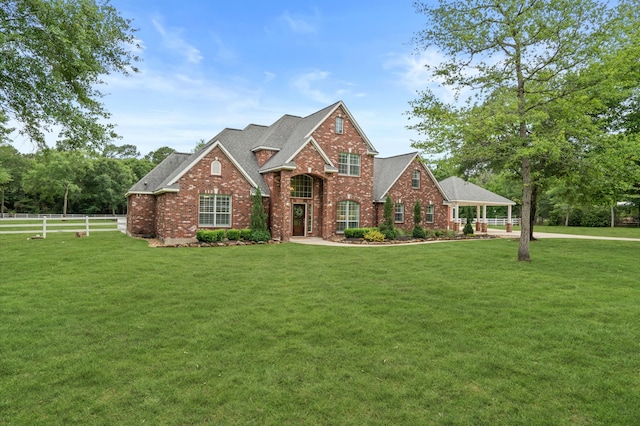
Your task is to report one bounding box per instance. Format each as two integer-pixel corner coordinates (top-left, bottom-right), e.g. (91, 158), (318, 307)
(250, 229), (271, 242)
(363, 229), (385, 242)
(581, 207), (610, 227)
(463, 221), (474, 235)
(344, 228), (377, 239)
(240, 228), (252, 240)
(412, 226), (426, 238)
(226, 229), (241, 241)
(196, 229), (226, 242)
(250, 187), (268, 232)
(379, 195), (396, 240)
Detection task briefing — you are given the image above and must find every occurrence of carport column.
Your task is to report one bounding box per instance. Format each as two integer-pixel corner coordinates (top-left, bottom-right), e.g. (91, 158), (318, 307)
(475, 205), (481, 232)
(481, 205), (488, 232)
(506, 205), (513, 232)
(454, 204), (460, 232)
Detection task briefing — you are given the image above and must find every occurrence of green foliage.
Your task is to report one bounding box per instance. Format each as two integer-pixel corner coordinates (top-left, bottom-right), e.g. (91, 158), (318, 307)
(463, 221), (474, 235)
(250, 187), (268, 232)
(363, 229), (385, 242)
(413, 200), (422, 226)
(409, 0), (638, 261)
(144, 146), (176, 165)
(344, 228), (378, 239)
(240, 228), (252, 241)
(380, 195), (396, 240)
(0, 0), (139, 149)
(225, 229), (240, 241)
(250, 229), (271, 242)
(196, 229), (226, 243)
(412, 226), (426, 238)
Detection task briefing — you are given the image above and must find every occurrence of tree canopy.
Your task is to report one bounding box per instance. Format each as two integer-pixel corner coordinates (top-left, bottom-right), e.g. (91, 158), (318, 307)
(409, 0), (640, 261)
(0, 0), (139, 150)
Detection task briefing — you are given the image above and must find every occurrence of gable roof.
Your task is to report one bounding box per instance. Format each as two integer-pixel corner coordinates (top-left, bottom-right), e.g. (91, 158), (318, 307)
(373, 152), (450, 202)
(438, 176), (515, 205)
(126, 152), (192, 195)
(127, 101), (379, 197)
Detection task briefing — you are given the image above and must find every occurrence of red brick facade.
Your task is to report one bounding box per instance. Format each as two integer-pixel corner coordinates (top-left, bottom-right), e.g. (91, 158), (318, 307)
(127, 103), (450, 244)
(375, 159), (449, 231)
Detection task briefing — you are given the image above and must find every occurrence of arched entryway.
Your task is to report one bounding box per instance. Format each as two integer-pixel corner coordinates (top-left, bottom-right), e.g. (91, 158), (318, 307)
(289, 174), (325, 237)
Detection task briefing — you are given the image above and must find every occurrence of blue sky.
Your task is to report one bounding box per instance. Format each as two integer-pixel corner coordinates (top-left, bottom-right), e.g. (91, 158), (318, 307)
(23, 1), (444, 157)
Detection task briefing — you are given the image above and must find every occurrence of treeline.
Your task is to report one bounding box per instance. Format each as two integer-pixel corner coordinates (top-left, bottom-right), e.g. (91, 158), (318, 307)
(0, 144), (176, 216)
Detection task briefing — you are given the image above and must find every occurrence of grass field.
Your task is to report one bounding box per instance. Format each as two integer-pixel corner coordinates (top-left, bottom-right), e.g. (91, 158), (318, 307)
(1, 232), (639, 424)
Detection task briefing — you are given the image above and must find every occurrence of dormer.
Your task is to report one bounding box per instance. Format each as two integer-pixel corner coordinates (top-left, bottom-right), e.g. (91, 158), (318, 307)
(251, 146), (281, 167)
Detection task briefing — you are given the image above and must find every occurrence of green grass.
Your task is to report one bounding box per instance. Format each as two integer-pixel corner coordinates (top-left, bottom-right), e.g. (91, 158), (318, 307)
(1, 233), (639, 424)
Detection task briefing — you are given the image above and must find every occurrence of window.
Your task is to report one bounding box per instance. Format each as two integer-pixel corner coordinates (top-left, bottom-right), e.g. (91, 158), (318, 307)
(395, 203), (404, 223)
(338, 152), (360, 176)
(426, 204), (434, 223)
(336, 117), (344, 134)
(290, 174), (312, 198)
(336, 200), (360, 233)
(412, 170), (420, 189)
(211, 160), (221, 176)
(199, 194), (231, 227)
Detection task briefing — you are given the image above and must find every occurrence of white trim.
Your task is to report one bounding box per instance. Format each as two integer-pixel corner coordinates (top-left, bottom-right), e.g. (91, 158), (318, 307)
(251, 145), (281, 152)
(168, 140), (259, 189)
(125, 191), (154, 197)
(259, 164), (297, 173)
(153, 188), (179, 195)
(285, 137), (336, 168)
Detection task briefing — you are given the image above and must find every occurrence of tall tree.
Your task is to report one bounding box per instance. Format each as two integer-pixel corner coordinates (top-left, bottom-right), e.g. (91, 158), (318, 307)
(0, 0), (139, 150)
(409, 0), (636, 261)
(23, 150), (88, 215)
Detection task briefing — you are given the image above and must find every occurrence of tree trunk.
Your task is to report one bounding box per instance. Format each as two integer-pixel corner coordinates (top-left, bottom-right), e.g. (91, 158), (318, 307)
(611, 205), (615, 228)
(63, 185), (69, 217)
(519, 157), (532, 261)
(565, 208), (570, 226)
(0, 188), (4, 218)
(529, 182), (538, 240)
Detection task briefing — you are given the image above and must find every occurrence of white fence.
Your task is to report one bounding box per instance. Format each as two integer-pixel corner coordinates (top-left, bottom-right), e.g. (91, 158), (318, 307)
(461, 217), (520, 226)
(0, 216), (126, 237)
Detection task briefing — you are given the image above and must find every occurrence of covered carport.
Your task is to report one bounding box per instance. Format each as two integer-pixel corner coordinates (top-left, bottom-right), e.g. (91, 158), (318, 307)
(439, 176), (517, 233)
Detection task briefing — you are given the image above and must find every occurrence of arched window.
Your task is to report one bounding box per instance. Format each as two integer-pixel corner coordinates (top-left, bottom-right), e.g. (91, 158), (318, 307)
(290, 175), (312, 198)
(336, 200), (360, 233)
(211, 160), (221, 176)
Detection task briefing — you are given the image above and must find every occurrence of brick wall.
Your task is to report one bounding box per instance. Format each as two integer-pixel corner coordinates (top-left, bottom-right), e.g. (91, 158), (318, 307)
(126, 194), (156, 237)
(155, 145), (256, 243)
(375, 160), (449, 231)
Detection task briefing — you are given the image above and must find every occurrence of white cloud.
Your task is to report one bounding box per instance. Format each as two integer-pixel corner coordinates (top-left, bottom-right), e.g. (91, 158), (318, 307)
(292, 70), (356, 104)
(151, 17), (203, 64)
(281, 10), (318, 35)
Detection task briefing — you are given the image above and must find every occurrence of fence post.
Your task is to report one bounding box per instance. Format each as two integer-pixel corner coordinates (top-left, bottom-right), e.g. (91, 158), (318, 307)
(43, 216), (47, 238)
(85, 216), (90, 237)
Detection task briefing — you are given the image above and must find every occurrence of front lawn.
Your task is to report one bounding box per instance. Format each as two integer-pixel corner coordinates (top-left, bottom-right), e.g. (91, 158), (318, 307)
(491, 224), (640, 239)
(1, 233), (638, 424)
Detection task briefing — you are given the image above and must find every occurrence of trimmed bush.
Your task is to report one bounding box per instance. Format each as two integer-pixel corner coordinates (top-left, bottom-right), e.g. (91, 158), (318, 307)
(226, 229), (241, 241)
(196, 229), (226, 242)
(363, 229), (385, 242)
(240, 228), (252, 241)
(344, 228), (377, 239)
(463, 221), (474, 235)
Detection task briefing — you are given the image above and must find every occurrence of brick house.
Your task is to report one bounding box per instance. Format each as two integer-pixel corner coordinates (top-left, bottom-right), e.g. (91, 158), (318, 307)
(126, 101), (450, 244)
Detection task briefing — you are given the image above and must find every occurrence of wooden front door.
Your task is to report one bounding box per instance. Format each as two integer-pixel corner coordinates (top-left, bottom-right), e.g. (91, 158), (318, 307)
(292, 203), (306, 236)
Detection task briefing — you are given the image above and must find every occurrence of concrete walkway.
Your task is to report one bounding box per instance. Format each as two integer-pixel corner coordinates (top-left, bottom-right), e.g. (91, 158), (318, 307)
(290, 228), (640, 247)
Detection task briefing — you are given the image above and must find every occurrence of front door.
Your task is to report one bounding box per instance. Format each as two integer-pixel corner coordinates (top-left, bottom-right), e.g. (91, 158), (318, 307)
(292, 203), (306, 236)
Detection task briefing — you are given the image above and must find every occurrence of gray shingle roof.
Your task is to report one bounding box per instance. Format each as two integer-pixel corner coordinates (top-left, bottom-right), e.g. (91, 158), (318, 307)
(373, 152), (418, 201)
(127, 101), (400, 198)
(127, 152), (192, 194)
(438, 176), (515, 205)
